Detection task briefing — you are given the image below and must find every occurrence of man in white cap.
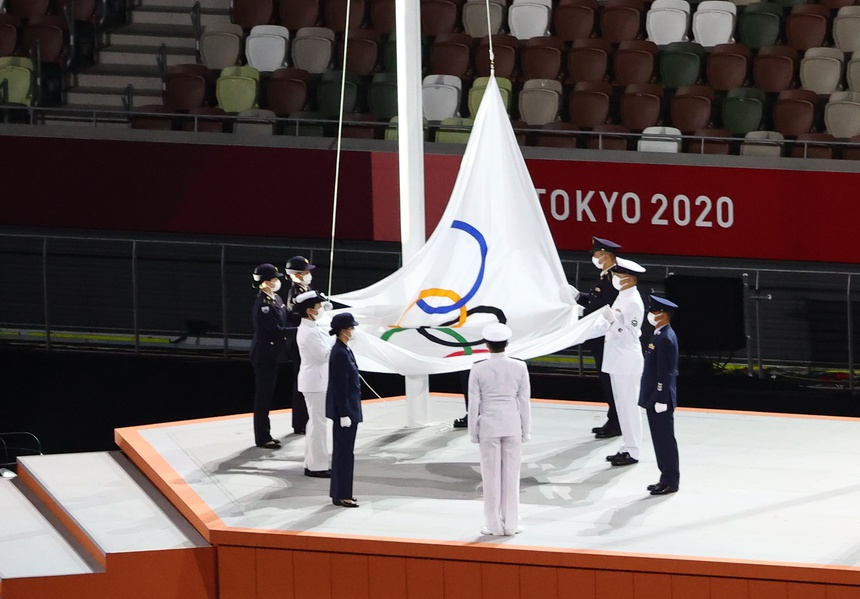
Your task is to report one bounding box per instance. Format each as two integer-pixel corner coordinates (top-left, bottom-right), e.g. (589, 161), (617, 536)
(468, 322), (531, 536)
(602, 257), (647, 467)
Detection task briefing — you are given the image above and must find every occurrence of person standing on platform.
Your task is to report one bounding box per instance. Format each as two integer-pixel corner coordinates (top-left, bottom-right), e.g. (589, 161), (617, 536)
(284, 255), (315, 435)
(639, 296), (681, 495)
(452, 370), (471, 428)
(577, 236), (622, 440)
(249, 263), (291, 450)
(327, 312), (362, 508)
(295, 290), (334, 478)
(603, 257), (646, 467)
(468, 323), (531, 536)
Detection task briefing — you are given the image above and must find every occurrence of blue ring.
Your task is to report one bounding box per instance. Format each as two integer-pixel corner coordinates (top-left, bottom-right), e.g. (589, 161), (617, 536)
(416, 220), (487, 315)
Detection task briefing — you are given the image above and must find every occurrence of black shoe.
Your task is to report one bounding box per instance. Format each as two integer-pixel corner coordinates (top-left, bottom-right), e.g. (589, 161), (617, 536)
(453, 416), (468, 428)
(304, 468), (332, 478)
(256, 439), (281, 449)
(293, 428), (306, 435)
(332, 498), (359, 508)
(591, 426), (604, 434)
(606, 451), (624, 462)
(610, 452), (638, 466)
(595, 428), (622, 439)
(647, 483), (661, 491)
(650, 483), (679, 495)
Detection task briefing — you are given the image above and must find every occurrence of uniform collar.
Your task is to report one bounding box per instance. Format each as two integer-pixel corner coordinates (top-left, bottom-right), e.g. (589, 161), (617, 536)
(488, 352), (506, 359)
(654, 324), (667, 334)
(617, 286), (638, 297)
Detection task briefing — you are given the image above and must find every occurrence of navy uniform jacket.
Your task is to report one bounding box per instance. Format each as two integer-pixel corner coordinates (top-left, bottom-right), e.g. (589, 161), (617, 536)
(638, 324), (679, 409)
(326, 339), (363, 423)
(577, 271), (619, 351)
(249, 291), (291, 364)
(285, 280), (309, 327)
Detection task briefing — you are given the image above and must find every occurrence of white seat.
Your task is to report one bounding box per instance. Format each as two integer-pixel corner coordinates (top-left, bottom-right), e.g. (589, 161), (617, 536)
(200, 23), (243, 70)
(462, 0), (505, 37)
(800, 47), (844, 95)
(291, 27), (335, 74)
(847, 55), (860, 92)
(508, 1), (552, 39)
(245, 25), (290, 73)
(825, 91), (860, 138)
(692, 1), (736, 47)
(646, 0), (690, 45)
(518, 78), (562, 125)
(740, 130), (784, 156)
(834, 6), (860, 54)
(422, 74), (462, 121)
(637, 125), (682, 152)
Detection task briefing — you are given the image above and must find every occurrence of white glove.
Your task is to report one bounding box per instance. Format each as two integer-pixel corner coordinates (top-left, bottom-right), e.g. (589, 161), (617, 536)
(522, 433), (531, 444)
(655, 403), (668, 414)
(322, 300), (333, 311)
(598, 304), (616, 323)
(340, 416), (352, 427)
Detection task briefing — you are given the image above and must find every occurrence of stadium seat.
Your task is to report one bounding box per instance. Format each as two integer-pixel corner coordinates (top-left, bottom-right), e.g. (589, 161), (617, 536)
(553, 0), (599, 42)
(368, 71), (398, 120)
(568, 81), (612, 129)
(518, 78), (562, 125)
(435, 116), (474, 143)
(245, 25), (290, 73)
(637, 125), (682, 152)
(659, 41), (705, 89)
(428, 32), (472, 79)
(520, 36), (565, 81)
(422, 74), (462, 121)
(646, 0), (690, 46)
(692, 1), (736, 47)
(601, 0), (645, 44)
(0, 56), (34, 106)
(613, 40), (657, 86)
(325, 0), (365, 33)
(670, 84), (714, 133)
(231, 0), (274, 30)
(586, 124), (631, 150)
(200, 23), (243, 70)
(825, 90), (860, 138)
(130, 105), (174, 130)
(336, 28), (380, 76)
(534, 121), (580, 148)
(620, 82), (664, 131)
(282, 110), (325, 136)
(234, 108), (276, 134)
(266, 67), (310, 115)
(0, 18), (17, 58)
(468, 75), (512, 116)
(216, 65), (260, 112)
(6, 0), (49, 20)
(785, 4), (830, 52)
(800, 47), (844, 95)
(739, 130), (784, 156)
(738, 2), (782, 49)
(475, 34), (518, 79)
(566, 38), (612, 85)
(705, 43), (751, 91)
(316, 69), (359, 117)
(752, 45), (797, 93)
(834, 6), (860, 54)
(421, 0), (459, 37)
(843, 134), (860, 159)
(22, 15), (68, 66)
(722, 86), (765, 135)
(165, 64), (211, 111)
(384, 116), (430, 141)
(182, 106), (227, 132)
(369, 0), (396, 35)
(772, 88), (817, 137)
(279, 0), (319, 31)
(791, 132), (836, 158)
(462, 0), (505, 37)
(689, 127), (732, 153)
(508, 0), (553, 40)
(291, 26), (334, 73)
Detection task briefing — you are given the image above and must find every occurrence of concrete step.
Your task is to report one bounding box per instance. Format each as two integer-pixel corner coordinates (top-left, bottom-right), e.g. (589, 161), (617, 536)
(75, 64), (163, 91)
(98, 44), (197, 67)
(66, 86), (163, 107)
(130, 4), (231, 26)
(107, 23), (198, 48)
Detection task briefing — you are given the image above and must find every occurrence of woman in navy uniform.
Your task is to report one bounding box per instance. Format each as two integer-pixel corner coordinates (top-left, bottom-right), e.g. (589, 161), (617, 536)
(284, 255), (315, 434)
(249, 263), (291, 449)
(576, 237), (622, 439)
(326, 312), (362, 508)
(639, 296), (680, 495)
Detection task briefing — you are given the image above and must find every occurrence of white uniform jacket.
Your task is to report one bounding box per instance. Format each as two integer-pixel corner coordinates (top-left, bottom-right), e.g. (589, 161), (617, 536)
(602, 286), (645, 375)
(468, 353), (532, 443)
(296, 318), (334, 393)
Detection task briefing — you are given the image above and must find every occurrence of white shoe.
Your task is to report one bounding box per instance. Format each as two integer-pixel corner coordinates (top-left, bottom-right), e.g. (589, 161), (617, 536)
(481, 528), (502, 536)
(504, 526), (524, 536)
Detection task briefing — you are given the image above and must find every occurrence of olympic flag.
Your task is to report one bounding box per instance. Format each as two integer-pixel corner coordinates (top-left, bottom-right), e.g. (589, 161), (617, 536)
(331, 77), (611, 375)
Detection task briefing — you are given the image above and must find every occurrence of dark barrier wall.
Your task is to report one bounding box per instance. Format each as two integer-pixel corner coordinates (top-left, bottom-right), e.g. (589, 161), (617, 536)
(4, 133), (860, 263)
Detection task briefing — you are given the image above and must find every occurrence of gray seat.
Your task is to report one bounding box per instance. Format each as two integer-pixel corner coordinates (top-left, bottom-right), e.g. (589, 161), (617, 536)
(245, 25), (290, 73)
(422, 74), (462, 121)
(834, 6), (860, 53)
(740, 130), (784, 156)
(291, 27), (335, 74)
(646, 0), (690, 45)
(825, 91), (860, 138)
(518, 78), (562, 125)
(800, 47), (844, 95)
(637, 125), (682, 152)
(461, 0), (505, 37)
(200, 23), (243, 70)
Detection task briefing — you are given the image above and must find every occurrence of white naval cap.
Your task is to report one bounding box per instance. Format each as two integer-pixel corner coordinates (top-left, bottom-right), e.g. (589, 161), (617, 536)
(613, 256), (646, 275)
(295, 290), (320, 304)
(483, 323), (512, 343)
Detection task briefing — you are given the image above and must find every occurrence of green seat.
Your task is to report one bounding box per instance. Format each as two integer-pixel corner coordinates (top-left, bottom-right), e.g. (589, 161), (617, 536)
(659, 42), (705, 89)
(722, 86), (765, 135)
(382, 30), (397, 71)
(0, 56), (35, 106)
(467, 76), (512, 117)
(435, 116), (474, 143)
(384, 116), (430, 141)
(368, 72), (398, 120)
(316, 70), (359, 118)
(216, 65), (260, 113)
(739, 2), (782, 49)
(282, 111), (325, 137)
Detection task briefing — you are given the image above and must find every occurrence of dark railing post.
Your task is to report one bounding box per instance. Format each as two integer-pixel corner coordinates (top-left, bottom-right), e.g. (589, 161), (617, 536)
(132, 240), (140, 355)
(848, 274), (854, 393)
(42, 238), (51, 350)
(221, 244), (229, 359)
(575, 260), (583, 377)
(743, 272), (753, 377)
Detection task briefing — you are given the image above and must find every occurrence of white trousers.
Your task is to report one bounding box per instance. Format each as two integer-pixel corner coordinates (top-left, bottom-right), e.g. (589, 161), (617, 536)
(610, 374), (643, 459)
(479, 435), (522, 534)
(303, 391), (329, 471)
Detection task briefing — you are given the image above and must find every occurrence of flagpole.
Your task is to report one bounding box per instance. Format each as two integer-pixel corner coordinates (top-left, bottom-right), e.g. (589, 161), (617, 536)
(395, 0), (430, 426)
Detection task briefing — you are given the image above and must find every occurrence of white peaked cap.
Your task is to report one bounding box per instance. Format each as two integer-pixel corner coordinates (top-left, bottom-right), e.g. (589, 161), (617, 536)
(483, 323), (512, 343)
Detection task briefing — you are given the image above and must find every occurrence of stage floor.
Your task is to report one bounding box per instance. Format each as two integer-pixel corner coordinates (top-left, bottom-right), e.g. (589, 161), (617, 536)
(118, 395), (860, 570)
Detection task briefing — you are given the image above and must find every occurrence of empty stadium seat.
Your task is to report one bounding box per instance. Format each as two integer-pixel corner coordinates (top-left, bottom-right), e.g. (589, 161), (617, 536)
(825, 90), (860, 138)
(586, 124), (631, 150)
(613, 40), (657, 86)
(216, 65), (260, 112)
(518, 78), (562, 125)
(369, 0), (396, 35)
(842, 134), (860, 159)
(692, 1), (735, 47)
(316, 69), (359, 117)
(740, 130), (784, 156)
(534, 122), (579, 148)
(753, 45), (797, 93)
(368, 71), (398, 120)
(291, 26), (334, 73)
(231, 0), (273, 30)
(0, 18), (17, 58)
(266, 67), (310, 115)
(646, 0), (690, 45)
(566, 38), (611, 84)
(738, 2), (782, 49)
(246, 25), (290, 73)
(553, 0), (599, 42)
(791, 132), (836, 158)
(326, 0), (365, 32)
(336, 28), (380, 76)
(689, 127), (732, 153)
(520, 36), (565, 81)
(722, 86), (765, 134)
(508, 0), (553, 40)
(620, 82), (664, 131)
(475, 34), (518, 79)
(428, 32), (472, 79)
(601, 0), (645, 44)
(165, 64), (211, 111)
(422, 74), (462, 121)
(435, 116), (473, 143)
(849, 55), (860, 92)
(834, 6), (860, 54)
(421, 0), (459, 37)
(6, 0), (49, 20)
(234, 108), (276, 134)
(785, 4), (830, 51)
(568, 80), (612, 129)
(468, 75), (512, 116)
(671, 84), (714, 133)
(659, 41), (705, 88)
(705, 42), (751, 91)
(182, 106), (227, 132)
(638, 125), (682, 151)
(462, 0), (505, 37)
(130, 105), (173, 130)
(200, 23), (243, 70)
(0, 56), (34, 106)
(279, 0), (319, 31)
(773, 88), (817, 137)
(800, 47), (844, 95)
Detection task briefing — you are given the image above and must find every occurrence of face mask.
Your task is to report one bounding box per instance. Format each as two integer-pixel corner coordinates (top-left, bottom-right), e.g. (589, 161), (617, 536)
(647, 312), (659, 327)
(592, 256), (603, 269)
(302, 273), (313, 285)
(270, 279), (282, 292)
(612, 276), (625, 291)
(313, 305), (324, 319)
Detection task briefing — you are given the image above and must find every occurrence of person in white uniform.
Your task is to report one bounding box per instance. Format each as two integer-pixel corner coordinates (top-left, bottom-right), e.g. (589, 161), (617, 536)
(468, 323), (532, 536)
(602, 257), (646, 467)
(294, 290), (335, 478)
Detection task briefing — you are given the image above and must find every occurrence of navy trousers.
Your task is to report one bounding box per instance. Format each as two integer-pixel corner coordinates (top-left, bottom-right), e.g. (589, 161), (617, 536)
(646, 406), (680, 487)
(330, 422), (358, 500)
(589, 340), (620, 431)
(252, 360), (279, 446)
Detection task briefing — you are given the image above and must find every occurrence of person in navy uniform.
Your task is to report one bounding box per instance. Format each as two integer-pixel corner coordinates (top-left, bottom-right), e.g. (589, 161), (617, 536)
(284, 255), (315, 435)
(326, 312), (363, 508)
(639, 296), (680, 495)
(576, 237), (622, 439)
(249, 263), (291, 449)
